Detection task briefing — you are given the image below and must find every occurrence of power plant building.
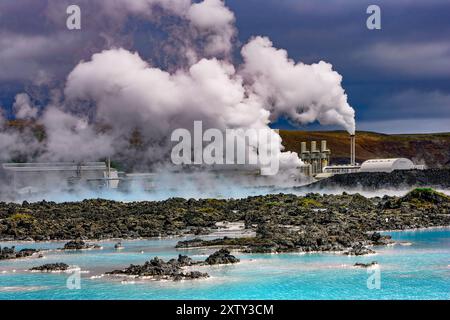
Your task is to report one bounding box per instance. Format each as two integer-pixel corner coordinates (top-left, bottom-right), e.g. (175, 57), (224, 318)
(300, 133), (424, 178)
(359, 158), (416, 173)
(0, 162), (110, 194)
(0, 131), (428, 196)
(299, 140), (331, 175)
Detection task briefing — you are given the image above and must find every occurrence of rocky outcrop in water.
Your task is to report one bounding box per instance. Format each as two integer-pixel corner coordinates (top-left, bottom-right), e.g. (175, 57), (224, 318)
(205, 249), (239, 265)
(354, 261), (378, 268)
(344, 243), (376, 256)
(0, 246), (39, 260)
(368, 232), (392, 245)
(106, 255), (209, 281)
(176, 238), (206, 249)
(30, 263), (69, 272)
(176, 226), (372, 254)
(62, 240), (101, 250)
(114, 242), (124, 250)
(106, 250), (240, 281)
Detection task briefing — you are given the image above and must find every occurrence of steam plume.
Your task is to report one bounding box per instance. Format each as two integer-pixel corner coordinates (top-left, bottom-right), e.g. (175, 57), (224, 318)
(0, 0), (356, 171)
(241, 37), (356, 134)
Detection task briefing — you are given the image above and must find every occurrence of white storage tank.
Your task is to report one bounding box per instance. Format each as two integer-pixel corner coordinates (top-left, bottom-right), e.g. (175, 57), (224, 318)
(359, 158), (415, 173)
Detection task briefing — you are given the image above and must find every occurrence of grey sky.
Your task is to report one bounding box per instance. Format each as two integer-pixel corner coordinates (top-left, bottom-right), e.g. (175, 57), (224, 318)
(0, 0), (449, 133)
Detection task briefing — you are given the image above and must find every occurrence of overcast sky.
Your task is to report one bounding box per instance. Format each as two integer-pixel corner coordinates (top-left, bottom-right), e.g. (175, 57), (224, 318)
(1, 0), (449, 134)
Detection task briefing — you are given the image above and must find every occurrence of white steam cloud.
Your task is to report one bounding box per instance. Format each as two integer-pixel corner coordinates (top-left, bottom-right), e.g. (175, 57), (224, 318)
(39, 107), (114, 162)
(95, 0), (236, 59)
(13, 93), (39, 120)
(0, 0), (356, 172)
(63, 47), (301, 168)
(187, 0), (236, 57)
(97, 0), (192, 17)
(241, 37), (356, 134)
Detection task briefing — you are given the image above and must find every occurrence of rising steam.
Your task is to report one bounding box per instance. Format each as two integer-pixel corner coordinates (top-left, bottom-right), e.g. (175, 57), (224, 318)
(0, 0), (356, 172)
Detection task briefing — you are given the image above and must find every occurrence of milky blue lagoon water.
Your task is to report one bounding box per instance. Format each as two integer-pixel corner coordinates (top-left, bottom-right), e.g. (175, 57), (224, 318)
(1, 228), (449, 300)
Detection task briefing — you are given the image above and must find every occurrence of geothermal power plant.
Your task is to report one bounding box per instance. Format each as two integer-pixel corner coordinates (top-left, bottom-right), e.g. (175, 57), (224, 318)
(299, 133), (424, 178)
(0, 131), (425, 197)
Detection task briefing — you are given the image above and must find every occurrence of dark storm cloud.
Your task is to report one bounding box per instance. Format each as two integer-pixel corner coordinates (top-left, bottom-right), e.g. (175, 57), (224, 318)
(227, 0), (450, 132)
(0, 0), (194, 114)
(0, 0), (229, 87)
(0, 0), (449, 132)
(0, 0), (133, 85)
(228, 0), (450, 79)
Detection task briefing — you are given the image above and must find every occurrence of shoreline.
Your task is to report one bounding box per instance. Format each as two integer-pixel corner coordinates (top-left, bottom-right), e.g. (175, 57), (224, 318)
(372, 225), (450, 233)
(0, 229), (252, 244)
(1, 189), (449, 256)
(0, 222), (253, 244)
(2, 225), (450, 245)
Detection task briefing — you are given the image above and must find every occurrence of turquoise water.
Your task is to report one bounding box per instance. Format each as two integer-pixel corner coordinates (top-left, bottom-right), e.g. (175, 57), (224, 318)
(0, 228), (449, 300)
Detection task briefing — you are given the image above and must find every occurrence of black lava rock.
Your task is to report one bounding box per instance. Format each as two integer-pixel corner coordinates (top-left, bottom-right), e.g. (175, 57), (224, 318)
(0, 246), (39, 260)
(205, 249), (240, 265)
(30, 263), (69, 272)
(354, 261), (378, 268)
(62, 240), (100, 250)
(106, 256), (208, 281)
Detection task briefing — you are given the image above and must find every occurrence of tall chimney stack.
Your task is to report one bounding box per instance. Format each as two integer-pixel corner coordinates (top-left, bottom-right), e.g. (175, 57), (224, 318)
(350, 134), (356, 165)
